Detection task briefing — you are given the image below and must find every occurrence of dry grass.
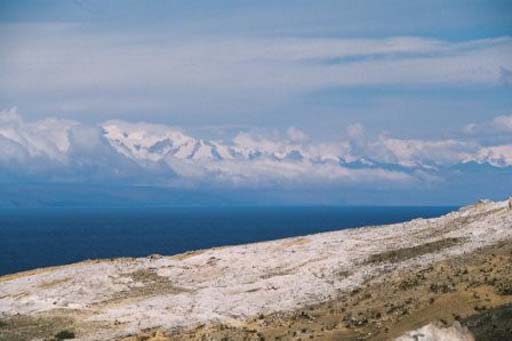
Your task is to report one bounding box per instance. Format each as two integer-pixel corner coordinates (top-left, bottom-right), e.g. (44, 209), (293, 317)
(102, 269), (191, 305)
(38, 277), (72, 289)
(0, 313), (75, 341)
(280, 237), (311, 248)
(364, 237), (463, 264)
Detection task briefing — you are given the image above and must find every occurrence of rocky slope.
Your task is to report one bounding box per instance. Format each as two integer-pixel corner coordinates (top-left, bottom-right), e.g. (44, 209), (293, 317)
(0, 198), (511, 340)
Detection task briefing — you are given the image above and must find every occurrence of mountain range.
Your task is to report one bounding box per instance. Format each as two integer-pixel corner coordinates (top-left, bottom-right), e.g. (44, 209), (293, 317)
(1, 109), (511, 206)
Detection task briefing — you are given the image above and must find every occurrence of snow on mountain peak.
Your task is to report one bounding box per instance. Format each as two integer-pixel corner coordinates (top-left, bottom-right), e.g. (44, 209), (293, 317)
(0, 111), (510, 187)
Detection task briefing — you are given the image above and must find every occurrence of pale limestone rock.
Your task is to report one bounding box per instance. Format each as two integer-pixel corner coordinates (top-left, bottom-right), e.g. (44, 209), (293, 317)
(396, 321), (475, 341)
(1, 197), (511, 340)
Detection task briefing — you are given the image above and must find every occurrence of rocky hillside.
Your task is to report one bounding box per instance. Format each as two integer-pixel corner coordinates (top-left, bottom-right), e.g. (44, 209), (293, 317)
(1, 198), (511, 340)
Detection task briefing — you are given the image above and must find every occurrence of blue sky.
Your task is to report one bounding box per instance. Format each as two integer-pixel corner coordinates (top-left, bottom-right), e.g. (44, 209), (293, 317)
(1, 0), (511, 134)
(0, 1), (511, 206)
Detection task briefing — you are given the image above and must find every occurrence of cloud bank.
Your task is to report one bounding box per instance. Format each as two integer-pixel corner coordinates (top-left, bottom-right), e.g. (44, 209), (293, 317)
(1, 109), (511, 193)
(2, 26), (512, 116)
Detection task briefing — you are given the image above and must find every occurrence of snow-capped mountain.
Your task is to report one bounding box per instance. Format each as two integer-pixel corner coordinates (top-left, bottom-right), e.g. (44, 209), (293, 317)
(102, 120), (314, 164)
(1, 109), (511, 188)
(103, 120), (201, 161)
(101, 120), (512, 172)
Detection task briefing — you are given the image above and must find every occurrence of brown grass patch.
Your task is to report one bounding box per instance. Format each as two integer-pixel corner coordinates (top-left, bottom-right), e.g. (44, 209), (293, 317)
(280, 237), (311, 248)
(100, 269), (191, 306)
(38, 277), (72, 289)
(0, 314), (75, 341)
(364, 237), (463, 264)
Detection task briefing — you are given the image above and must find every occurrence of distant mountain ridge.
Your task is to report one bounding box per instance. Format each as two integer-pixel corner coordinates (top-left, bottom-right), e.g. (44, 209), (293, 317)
(102, 120), (512, 169)
(1, 109), (511, 206)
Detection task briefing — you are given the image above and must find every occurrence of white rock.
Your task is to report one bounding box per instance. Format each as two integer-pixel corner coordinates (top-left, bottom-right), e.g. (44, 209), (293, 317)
(396, 322), (475, 341)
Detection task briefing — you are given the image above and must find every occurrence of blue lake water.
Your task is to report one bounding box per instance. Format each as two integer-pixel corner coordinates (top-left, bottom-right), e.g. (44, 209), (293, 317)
(0, 206), (456, 276)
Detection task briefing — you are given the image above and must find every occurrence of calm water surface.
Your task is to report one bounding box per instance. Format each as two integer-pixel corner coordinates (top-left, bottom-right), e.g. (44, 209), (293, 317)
(0, 206), (456, 275)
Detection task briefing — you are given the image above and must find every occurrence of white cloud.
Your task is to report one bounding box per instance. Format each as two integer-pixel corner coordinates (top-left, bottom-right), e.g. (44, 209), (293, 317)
(1, 25), (511, 115)
(463, 114), (512, 139)
(462, 123), (479, 135)
(0, 108), (77, 162)
(492, 115), (512, 133)
(368, 136), (477, 168)
(0, 109), (149, 182)
(167, 157), (411, 188)
(286, 126), (309, 142)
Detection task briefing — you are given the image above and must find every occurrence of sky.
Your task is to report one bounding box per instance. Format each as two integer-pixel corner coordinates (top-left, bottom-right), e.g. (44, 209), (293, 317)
(0, 0), (511, 206)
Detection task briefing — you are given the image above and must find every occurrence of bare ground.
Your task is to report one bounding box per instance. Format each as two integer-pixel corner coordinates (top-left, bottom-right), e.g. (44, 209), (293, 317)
(118, 240), (512, 341)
